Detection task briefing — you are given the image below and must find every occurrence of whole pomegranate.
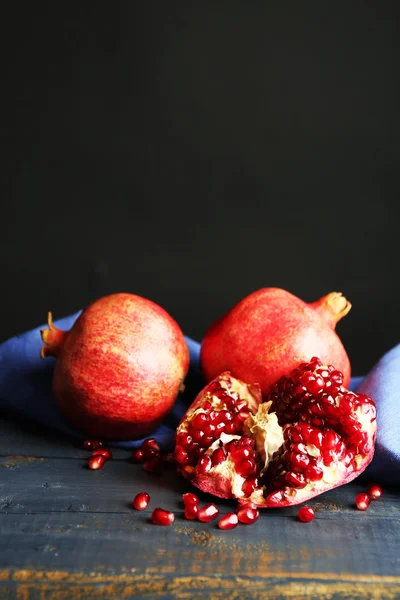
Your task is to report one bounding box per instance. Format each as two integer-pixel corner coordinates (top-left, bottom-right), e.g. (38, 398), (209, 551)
(201, 288), (352, 397)
(174, 361), (376, 507)
(41, 293), (189, 440)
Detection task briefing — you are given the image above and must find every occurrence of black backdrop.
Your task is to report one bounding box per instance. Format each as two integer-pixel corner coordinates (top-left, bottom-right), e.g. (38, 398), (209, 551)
(1, 2), (399, 375)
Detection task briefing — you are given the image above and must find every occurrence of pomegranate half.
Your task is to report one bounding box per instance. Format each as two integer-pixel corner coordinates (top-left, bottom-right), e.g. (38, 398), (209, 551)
(41, 293), (189, 440)
(174, 361), (376, 507)
(201, 288), (352, 397)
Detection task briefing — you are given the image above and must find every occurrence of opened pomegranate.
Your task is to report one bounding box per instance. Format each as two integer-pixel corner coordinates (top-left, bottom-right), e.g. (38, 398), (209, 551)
(175, 362), (376, 507)
(201, 288), (351, 396)
(41, 293), (189, 440)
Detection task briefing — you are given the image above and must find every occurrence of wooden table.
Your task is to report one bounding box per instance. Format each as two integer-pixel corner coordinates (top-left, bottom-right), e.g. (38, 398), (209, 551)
(0, 416), (399, 599)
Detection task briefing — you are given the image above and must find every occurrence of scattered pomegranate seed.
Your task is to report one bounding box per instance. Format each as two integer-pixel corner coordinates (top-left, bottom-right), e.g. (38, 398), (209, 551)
(218, 512), (238, 530)
(237, 506), (260, 524)
(91, 448), (112, 461)
(182, 493), (200, 506)
(131, 448), (144, 463)
(83, 440), (103, 451)
(298, 506), (315, 522)
(367, 483), (383, 500)
(151, 508), (175, 526)
(184, 503), (199, 520)
(141, 438), (161, 459)
(132, 492), (150, 511)
(88, 455), (105, 470)
(198, 503), (219, 523)
(355, 492), (370, 511)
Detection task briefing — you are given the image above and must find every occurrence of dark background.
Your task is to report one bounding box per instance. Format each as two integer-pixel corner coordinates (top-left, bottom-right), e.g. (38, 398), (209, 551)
(1, 2), (399, 375)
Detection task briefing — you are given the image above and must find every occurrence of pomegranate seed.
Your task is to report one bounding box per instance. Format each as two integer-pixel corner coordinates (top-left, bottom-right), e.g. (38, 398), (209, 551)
(238, 435), (255, 448)
(298, 506), (315, 522)
(367, 483), (383, 500)
(230, 446), (251, 463)
(215, 422), (226, 434)
(355, 492), (370, 511)
(131, 448), (144, 463)
(198, 455), (212, 474)
(236, 458), (257, 478)
(238, 500), (257, 510)
(143, 457), (161, 473)
(219, 410), (233, 423)
(141, 438), (161, 459)
(324, 430), (341, 450)
(305, 464), (324, 481)
(242, 478), (258, 496)
(218, 512), (238, 530)
(83, 440), (103, 451)
(202, 422), (216, 436)
(132, 492), (150, 511)
(211, 447), (227, 466)
(174, 445), (189, 464)
(235, 400), (248, 412)
(192, 413), (209, 429)
(237, 506), (260, 524)
(176, 432), (193, 449)
(309, 429), (323, 448)
(151, 508), (174, 526)
(198, 503), (219, 523)
(237, 409), (251, 422)
(225, 439), (239, 452)
(290, 452), (310, 470)
(202, 400), (212, 411)
(88, 455), (105, 470)
(184, 503), (199, 520)
(182, 492), (200, 506)
(285, 471), (306, 488)
(91, 448), (112, 461)
(191, 429), (205, 444)
(224, 422), (236, 434)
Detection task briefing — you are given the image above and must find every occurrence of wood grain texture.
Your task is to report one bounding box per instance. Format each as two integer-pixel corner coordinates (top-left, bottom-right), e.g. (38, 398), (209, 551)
(0, 416), (399, 599)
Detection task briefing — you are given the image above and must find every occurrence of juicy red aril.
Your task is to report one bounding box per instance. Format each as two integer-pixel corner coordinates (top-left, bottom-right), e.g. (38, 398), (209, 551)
(230, 447), (251, 463)
(238, 435), (254, 448)
(174, 445), (189, 464)
(176, 432), (193, 449)
(131, 448), (144, 463)
(235, 400), (248, 412)
(324, 430), (341, 450)
(237, 506), (260, 524)
(182, 492), (200, 506)
(202, 422), (216, 436)
(355, 492), (370, 511)
(192, 413), (209, 429)
(242, 478), (258, 496)
(151, 508), (174, 526)
(198, 455), (212, 474)
(218, 512), (238, 530)
(198, 503), (219, 522)
(132, 492), (150, 511)
(367, 483), (383, 500)
(88, 455), (105, 470)
(91, 448), (112, 461)
(236, 458), (256, 478)
(184, 503), (199, 520)
(309, 429), (323, 448)
(141, 438), (161, 459)
(305, 464), (324, 481)
(83, 440), (103, 451)
(211, 447), (226, 466)
(290, 452), (310, 470)
(191, 429), (205, 444)
(202, 401), (212, 411)
(285, 471), (306, 488)
(236, 409), (251, 422)
(298, 506), (315, 522)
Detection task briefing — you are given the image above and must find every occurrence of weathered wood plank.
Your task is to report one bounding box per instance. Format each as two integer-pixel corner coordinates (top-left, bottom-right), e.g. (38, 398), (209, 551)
(0, 511), (399, 583)
(0, 454), (399, 521)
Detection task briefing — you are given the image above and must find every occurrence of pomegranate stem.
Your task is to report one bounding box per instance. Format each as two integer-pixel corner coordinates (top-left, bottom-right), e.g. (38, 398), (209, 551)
(40, 312), (68, 358)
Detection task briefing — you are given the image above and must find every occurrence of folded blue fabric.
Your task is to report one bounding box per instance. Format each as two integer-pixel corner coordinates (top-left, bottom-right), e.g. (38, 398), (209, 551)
(0, 313), (398, 483)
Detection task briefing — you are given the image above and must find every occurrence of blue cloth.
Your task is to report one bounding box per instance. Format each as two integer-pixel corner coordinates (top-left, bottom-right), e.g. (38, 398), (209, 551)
(0, 312), (398, 482)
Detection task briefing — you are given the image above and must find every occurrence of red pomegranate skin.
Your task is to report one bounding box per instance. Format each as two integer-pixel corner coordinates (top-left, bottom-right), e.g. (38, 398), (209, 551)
(200, 288), (351, 397)
(41, 293), (189, 440)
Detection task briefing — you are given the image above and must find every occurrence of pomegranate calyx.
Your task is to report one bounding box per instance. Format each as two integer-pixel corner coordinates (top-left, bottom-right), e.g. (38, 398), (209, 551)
(311, 292), (352, 328)
(40, 312), (68, 358)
